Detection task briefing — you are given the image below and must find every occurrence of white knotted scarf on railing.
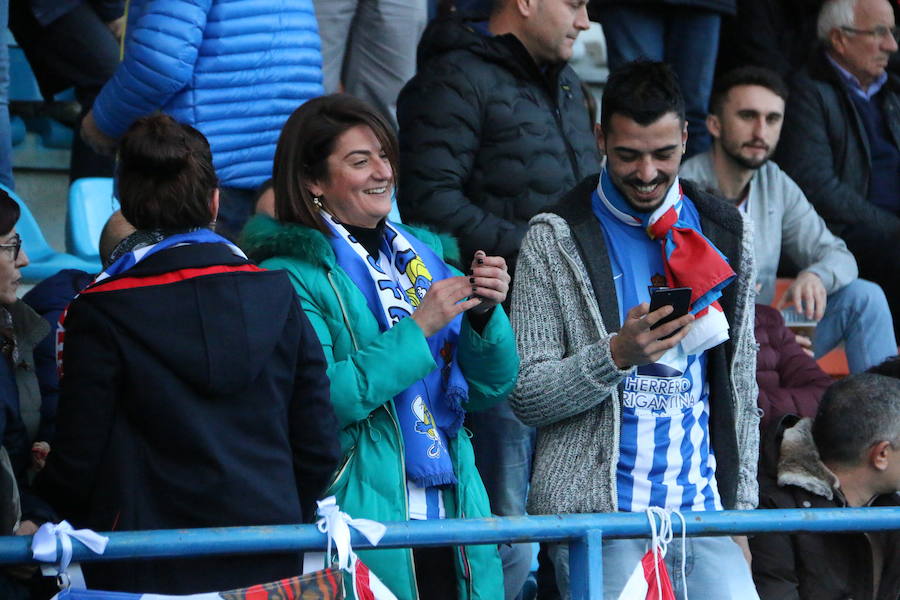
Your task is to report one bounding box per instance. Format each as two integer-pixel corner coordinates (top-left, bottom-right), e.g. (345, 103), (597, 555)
(314, 496), (387, 571)
(31, 520), (109, 589)
(646, 507), (689, 600)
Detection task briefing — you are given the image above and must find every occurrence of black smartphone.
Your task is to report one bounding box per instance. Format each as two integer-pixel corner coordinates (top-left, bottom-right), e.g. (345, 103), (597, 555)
(648, 287), (693, 338)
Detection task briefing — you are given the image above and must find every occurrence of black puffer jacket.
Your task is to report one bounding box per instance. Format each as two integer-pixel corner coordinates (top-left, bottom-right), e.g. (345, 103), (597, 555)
(774, 47), (900, 238)
(397, 17), (601, 269)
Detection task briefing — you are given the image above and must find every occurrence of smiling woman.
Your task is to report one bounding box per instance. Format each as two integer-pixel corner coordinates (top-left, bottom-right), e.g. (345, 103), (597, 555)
(242, 94), (520, 600)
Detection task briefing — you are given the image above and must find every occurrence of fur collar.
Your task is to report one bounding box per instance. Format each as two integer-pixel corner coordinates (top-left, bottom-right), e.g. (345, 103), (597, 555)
(241, 215), (336, 269)
(240, 215), (461, 269)
(777, 418), (841, 500)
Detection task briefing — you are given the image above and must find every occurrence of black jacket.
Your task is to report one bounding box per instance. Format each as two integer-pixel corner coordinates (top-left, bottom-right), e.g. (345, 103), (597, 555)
(775, 47), (900, 238)
(715, 0), (822, 79)
(37, 243), (341, 594)
(588, 0), (736, 17)
(750, 416), (900, 600)
(397, 16), (601, 269)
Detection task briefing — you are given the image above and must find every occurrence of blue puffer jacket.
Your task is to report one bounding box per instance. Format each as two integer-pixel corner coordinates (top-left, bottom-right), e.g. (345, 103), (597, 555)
(92, 0), (324, 189)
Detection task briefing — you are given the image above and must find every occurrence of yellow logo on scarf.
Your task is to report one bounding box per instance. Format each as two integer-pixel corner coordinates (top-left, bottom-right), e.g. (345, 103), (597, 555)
(405, 257), (433, 308)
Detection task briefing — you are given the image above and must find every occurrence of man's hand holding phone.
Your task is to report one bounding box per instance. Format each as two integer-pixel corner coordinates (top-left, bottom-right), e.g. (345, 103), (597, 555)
(610, 300), (694, 370)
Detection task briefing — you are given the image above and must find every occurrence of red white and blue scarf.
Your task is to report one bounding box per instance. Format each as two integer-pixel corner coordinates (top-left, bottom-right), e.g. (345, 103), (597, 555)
(595, 171), (735, 355)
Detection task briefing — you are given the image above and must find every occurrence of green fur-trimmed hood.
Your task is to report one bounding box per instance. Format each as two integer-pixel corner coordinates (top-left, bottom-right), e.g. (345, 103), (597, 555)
(241, 215), (462, 269)
(241, 215), (336, 269)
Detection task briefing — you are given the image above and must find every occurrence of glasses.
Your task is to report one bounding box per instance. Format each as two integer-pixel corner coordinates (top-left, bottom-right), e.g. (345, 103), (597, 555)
(840, 25), (900, 42)
(0, 235), (22, 261)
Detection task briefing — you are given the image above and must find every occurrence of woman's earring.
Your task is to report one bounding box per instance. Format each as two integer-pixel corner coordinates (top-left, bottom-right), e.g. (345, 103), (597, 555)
(313, 195), (323, 209)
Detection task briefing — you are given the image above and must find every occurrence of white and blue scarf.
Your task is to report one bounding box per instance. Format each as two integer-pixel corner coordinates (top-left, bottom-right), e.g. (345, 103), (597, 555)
(323, 212), (466, 488)
(98, 228), (247, 283)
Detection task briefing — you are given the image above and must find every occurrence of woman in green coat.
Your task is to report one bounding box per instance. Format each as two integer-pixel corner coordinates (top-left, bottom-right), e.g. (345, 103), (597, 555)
(242, 94), (519, 600)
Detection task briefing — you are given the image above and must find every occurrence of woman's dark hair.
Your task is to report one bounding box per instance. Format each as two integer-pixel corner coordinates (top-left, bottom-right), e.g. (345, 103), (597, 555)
(0, 189), (20, 237)
(116, 114), (218, 231)
(273, 94), (398, 234)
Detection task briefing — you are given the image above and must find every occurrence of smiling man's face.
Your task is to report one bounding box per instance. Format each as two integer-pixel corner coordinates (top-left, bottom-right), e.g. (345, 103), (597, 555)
(598, 112), (687, 213)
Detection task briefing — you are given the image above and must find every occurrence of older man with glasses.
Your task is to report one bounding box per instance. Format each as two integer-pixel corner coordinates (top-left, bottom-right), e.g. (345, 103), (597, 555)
(775, 0), (900, 340)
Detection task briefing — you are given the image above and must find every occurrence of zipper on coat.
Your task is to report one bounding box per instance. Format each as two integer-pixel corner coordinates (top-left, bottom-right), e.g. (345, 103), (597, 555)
(383, 403), (420, 598)
(453, 442), (474, 599)
(329, 269), (420, 598)
(545, 80), (581, 181)
(327, 271), (360, 351)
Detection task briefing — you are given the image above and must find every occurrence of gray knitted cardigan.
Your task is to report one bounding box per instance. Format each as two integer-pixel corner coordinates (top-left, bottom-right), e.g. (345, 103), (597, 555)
(510, 175), (760, 515)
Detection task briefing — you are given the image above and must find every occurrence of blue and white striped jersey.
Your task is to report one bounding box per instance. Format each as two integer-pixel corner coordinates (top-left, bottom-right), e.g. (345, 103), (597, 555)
(407, 481), (446, 520)
(593, 189), (723, 513)
(617, 350), (722, 512)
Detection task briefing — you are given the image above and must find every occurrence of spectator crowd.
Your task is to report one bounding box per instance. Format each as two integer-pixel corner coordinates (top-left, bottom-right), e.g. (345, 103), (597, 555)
(0, 0), (899, 599)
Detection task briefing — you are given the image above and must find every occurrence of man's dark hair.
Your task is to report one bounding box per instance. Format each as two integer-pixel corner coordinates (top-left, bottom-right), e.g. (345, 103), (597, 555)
(709, 66), (789, 116)
(867, 355), (900, 379)
(600, 60), (685, 133)
(813, 373), (900, 465)
(116, 114), (218, 231)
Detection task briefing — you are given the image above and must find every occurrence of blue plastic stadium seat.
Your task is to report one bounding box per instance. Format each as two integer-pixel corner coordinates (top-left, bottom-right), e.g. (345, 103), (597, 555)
(0, 184), (100, 282)
(66, 178), (119, 263)
(9, 44), (76, 150)
(10, 116), (26, 146)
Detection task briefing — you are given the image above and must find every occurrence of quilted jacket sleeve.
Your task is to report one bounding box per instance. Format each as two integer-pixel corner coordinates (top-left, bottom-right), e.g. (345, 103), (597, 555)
(92, 0), (212, 138)
(457, 307), (518, 413)
(397, 63), (529, 265)
(754, 305), (830, 431)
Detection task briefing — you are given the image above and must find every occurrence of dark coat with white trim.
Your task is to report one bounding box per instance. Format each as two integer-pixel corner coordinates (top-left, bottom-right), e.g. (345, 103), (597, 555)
(37, 242), (340, 594)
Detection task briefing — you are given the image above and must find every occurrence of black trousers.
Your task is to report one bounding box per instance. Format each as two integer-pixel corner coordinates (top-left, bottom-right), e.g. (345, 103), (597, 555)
(413, 546), (458, 600)
(9, 0), (119, 181)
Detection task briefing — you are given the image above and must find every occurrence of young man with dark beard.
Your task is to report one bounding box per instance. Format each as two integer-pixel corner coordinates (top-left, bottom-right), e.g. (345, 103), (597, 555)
(510, 60), (759, 599)
(682, 66), (896, 373)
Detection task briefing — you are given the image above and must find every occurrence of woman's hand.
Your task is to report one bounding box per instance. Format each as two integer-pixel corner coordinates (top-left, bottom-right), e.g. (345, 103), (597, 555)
(411, 276), (482, 337)
(467, 251), (510, 314)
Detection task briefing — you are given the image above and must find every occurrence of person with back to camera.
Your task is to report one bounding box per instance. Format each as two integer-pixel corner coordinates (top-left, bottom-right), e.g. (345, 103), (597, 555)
(36, 114), (341, 595)
(242, 93), (519, 600)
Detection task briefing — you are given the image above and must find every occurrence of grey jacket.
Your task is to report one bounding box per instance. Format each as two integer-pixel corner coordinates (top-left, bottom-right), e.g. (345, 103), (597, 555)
(682, 151), (857, 305)
(510, 175), (760, 514)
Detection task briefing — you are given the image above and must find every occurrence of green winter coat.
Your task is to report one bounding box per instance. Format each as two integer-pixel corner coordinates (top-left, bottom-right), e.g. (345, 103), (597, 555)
(242, 216), (518, 600)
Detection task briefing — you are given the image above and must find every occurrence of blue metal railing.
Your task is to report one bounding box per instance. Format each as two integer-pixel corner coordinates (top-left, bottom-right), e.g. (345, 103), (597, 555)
(0, 508), (898, 599)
